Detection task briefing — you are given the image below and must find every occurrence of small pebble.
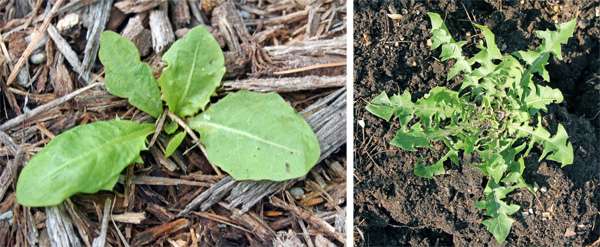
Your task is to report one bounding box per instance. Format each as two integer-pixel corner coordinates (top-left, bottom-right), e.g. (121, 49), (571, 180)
(0, 211), (13, 221)
(240, 10), (251, 19)
(290, 187), (304, 198)
(16, 67), (29, 87)
(56, 13), (80, 33)
(30, 52), (46, 64)
(528, 208), (534, 214)
(540, 186), (547, 193)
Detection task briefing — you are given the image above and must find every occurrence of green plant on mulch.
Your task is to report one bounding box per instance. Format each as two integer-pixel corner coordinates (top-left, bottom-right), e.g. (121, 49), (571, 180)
(366, 13), (575, 243)
(16, 25), (320, 207)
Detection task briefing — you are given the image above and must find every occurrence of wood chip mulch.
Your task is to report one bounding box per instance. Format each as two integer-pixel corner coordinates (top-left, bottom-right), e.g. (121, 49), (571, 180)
(0, 0), (346, 246)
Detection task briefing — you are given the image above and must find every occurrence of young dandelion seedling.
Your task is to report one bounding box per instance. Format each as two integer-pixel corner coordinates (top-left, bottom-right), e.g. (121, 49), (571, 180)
(367, 13), (575, 243)
(16, 25), (320, 207)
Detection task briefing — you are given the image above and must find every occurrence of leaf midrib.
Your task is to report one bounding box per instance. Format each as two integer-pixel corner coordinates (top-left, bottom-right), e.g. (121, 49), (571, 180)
(175, 42), (201, 115)
(39, 125), (154, 181)
(507, 124), (568, 154)
(190, 120), (300, 153)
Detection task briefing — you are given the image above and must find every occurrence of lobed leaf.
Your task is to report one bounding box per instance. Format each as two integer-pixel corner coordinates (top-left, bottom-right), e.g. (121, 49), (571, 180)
(508, 119), (573, 166)
(514, 18), (576, 82)
(428, 13), (472, 80)
(474, 180), (521, 243)
(187, 90), (320, 181)
(391, 123), (431, 151)
(99, 31), (163, 118)
(16, 120), (155, 207)
(523, 84), (564, 115)
(414, 150), (458, 178)
(159, 25), (226, 118)
(366, 91), (415, 127)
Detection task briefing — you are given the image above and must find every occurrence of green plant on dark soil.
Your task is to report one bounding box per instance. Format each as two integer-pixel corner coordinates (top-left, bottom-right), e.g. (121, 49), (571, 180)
(366, 13), (575, 243)
(16, 25), (320, 207)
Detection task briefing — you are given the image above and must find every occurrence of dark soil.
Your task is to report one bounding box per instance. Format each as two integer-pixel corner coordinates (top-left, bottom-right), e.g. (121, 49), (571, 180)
(354, 0), (599, 246)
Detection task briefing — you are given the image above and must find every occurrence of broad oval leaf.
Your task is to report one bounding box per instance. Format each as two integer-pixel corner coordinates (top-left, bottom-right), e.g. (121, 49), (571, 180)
(187, 90), (320, 181)
(16, 120), (155, 207)
(99, 31), (163, 118)
(159, 25), (225, 118)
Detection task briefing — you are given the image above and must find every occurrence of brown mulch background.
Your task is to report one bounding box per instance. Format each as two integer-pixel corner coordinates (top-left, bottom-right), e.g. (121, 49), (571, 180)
(0, 0), (346, 246)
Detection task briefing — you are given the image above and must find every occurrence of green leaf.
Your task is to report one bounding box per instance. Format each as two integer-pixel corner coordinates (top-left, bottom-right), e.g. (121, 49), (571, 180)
(474, 147), (507, 184)
(474, 181), (521, 243)
(508, 119), (573, 166)
(428, 13), (471, 80)
(365, 91), (415, 127)
(391, 123), (431, 151)
(164, 119), (178, 135)
(99, 31), (163, 118)
(187, 90), (320, 181)
(165, 131), (186, 158)
(16, 120), (155, 207)
(159, 25), (226, 118)
(514, 18), (576, 82)
(523, 84), (564, 115)
(414, 150), (457, 178)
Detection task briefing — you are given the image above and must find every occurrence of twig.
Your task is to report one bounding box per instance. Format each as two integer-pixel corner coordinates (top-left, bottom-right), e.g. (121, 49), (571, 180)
(166, 111), (222, 176)
(0, 82), (102, 131)
(47, 24), (92, 83)
(273, 61), (346, 75)
(6, 0), (65, 86)
(92, 198), (111, 247)
(110, 199), (131, 247)
(222, 75), (345, 93)
(148, 108), (168, 148)
(270, 197), (345, 245)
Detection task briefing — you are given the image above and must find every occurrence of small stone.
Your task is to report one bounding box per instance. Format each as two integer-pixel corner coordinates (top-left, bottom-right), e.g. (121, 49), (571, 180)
(290, 187), (304, 199)
(564, 225), (576, 237)
(358, 119), (365, 128)
(0, 211), (13, 221)
(56, 13), (80, 34)
(426, 39), (432, 47)
(240, 10), (251, 19)
(30, 52), (46, 64)
(528, 208), (534, 214)
(540, 186), (547, 193)
(16, 67), (29, 87)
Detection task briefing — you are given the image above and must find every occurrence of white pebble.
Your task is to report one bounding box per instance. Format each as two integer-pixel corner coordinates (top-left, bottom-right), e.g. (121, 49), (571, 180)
(16, 67), (29, 87)
(240, 10), (251, 19)
(56, 13), (80, 33)
(0, 211), (13, 221)
(30, 52), (46, 64)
